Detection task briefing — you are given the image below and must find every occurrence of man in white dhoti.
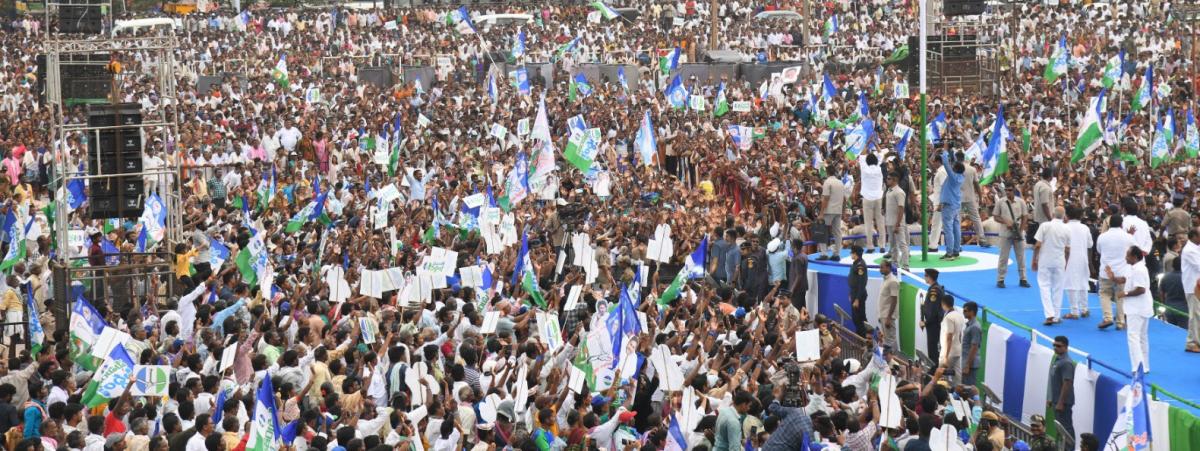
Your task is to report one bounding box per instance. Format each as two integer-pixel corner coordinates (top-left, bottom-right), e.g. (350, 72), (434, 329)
(1033, 207), (1070, 325)
(1063, 206), (1093, 319)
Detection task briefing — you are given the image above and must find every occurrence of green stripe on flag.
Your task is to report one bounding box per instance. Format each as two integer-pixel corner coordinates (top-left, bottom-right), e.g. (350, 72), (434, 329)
(236, 248), (258, 286)
(898, 282), (919, 359)
(657, 271), (686, 306)
(1170, 406), (1200, 449)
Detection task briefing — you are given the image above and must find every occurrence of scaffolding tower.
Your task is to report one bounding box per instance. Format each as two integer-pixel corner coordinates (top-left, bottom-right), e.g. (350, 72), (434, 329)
(42, 4), (184, 330)
(923, 16), (1001, 97)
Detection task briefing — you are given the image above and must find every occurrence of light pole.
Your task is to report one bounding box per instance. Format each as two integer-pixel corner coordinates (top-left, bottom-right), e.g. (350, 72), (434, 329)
(919, 0), (929, 262)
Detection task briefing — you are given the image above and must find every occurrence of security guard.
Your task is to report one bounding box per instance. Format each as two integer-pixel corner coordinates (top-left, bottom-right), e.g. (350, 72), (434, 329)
(921, 268), (945, 364)
(848, 245), (869, 336)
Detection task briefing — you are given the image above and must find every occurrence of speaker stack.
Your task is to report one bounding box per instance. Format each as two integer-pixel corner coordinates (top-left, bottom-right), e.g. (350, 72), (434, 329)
(943, 0), (985, 17)
(57, 0), (106, 34)
(86, 103), (144, 219)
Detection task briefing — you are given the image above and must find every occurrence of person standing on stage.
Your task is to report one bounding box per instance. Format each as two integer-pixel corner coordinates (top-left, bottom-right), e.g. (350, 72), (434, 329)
(856, 153), (885, 254)
(1064, 206), (1094, 319)
(937, 150), (965, 260)
(960, 156), (986, 247)
(1096, 215), (1133, 330)
(885, 173), (909, 271)
(1105, 246), (1152, 373)
(921, 268), (944, 363)
(1031, 167), (1056, 243)
(1033, 207), (1071, 326)
(816, 163), (846, 261)
(992, 183), (1030, 288)
(1180, 228), (1200, 352)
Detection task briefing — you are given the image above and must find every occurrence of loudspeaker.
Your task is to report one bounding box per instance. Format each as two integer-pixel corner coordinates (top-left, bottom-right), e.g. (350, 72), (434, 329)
(944, 0), (985, 17)
(944, 46), (977, 61)
(85, 103), (144, 219)
(58, 5), (105, 34)
(37, 53), (112, 102)
(942, 61), (980, 77)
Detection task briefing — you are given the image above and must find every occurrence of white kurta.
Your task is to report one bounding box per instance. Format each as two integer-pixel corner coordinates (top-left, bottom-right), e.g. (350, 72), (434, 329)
(1065, 221), (1093, 290)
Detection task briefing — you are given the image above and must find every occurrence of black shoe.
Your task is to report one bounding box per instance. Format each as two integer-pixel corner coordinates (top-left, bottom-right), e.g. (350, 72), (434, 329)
(829, 255), (841, 262)
(866, 248), (876, 254)
(996, 281), (1006, 288)
(816, 255), (830, 261)
(1019, 280), (1031, 288)
(979, 243), (992, 248)
(927, 247), (939, 253)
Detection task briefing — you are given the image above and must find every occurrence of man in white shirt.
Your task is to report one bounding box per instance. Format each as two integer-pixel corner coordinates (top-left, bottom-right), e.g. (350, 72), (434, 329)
(927, 158), (947, 252)
(1033, 207), (1071, 325)
(938, 293), (966, 385)
(856, 153), (885, 253)
(960, 160), (986, 247)
(184, 414), (213, 451)
(1122, 199), (1152, 254)
(1181, 227), (1200, 352)
(274, 120), (302, 155)
(1096, 215), (1134, 330)
(1106, 246), (1153, 373)
(1063, 207), (1094, 319)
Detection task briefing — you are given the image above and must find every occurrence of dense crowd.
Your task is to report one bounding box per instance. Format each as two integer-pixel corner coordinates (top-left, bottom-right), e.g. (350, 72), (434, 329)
(0, 0), (1197, 450)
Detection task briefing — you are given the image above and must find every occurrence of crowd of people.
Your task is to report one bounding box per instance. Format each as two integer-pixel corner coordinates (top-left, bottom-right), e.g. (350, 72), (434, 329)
(0, 0), (1197, 450)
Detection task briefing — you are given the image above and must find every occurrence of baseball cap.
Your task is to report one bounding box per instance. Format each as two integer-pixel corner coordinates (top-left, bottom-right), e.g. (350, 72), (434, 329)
(617, 411), (637, 423)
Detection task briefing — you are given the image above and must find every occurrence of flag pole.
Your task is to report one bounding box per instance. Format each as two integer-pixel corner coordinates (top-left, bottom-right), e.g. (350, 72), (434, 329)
(919, 0), (928, 262)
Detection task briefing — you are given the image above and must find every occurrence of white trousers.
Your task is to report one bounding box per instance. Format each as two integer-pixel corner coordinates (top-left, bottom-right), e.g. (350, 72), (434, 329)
(1037, 266), (1065, 319)
(1127, 313), (1151, 373)
(1066, 289), (1088, 316)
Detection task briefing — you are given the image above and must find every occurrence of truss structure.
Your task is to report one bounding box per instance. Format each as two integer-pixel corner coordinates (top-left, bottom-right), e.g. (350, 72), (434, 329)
(43, 21), (184, 316)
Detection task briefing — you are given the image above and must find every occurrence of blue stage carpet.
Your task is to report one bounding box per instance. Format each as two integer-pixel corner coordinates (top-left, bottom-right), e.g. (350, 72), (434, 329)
(807, 244), (1200, 413)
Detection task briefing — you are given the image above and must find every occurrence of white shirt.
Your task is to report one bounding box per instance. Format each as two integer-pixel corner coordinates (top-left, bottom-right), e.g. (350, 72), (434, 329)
(1065, 221), (1093, 289)
(1123, 261), (1153, 317)
(1123, 214), (1152, 252)
(1097, 227), (1135, 280)
(858, 155), (884, 201)
(1182, 240), (1200, 296)
(275, 127), (302, 152)
(939, 309), (966, 362)
(1034, 219), (1071, 268)
(185, 432), (207, 451)
(47, 386), (69, 406)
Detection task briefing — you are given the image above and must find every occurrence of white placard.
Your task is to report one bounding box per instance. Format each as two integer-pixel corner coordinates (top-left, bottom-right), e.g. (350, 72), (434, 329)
(220, 342), (238, 372)
(459, 266), (485, 288)
(568, 365), (587, 394)
(732, 101), (752, 112)
(517, 118), (531, 136)
(375, 183), (401, 204)
(646, 223), (674, 263)
(490, 123), (508, 140)
(360, 318), (377, 344)
(795, 329), (821, 362)
(481, 311), (501, 334)
(91, 327), (132, 359)
(538, 312), (563, 352)
(878, 373), (903, 429)
(462, 193), (486, 209)
(650, 345), (685, 391)
(130, 365), (171, 396)
(564, 285), (583, 311)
